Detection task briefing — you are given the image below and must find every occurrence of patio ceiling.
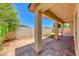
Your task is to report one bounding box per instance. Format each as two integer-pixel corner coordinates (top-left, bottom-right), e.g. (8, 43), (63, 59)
(29, 3), (76, 23)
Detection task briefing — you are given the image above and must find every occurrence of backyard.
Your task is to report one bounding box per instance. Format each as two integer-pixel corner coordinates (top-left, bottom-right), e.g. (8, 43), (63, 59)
(0, 3), (76, 56)
(0, 26), (75, 56)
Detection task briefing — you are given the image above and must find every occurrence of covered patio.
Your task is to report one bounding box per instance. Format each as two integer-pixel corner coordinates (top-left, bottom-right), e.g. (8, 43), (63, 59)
(15, 3), (79, 56)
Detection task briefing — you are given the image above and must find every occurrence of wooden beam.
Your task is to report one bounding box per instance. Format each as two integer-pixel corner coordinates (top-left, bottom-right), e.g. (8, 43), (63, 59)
(35, 3), (56, 12)
(43, 10), (64, 23)
(29, 3), (57, 12)
(29, 4), (64, 24)
(29, 3), (40, 12)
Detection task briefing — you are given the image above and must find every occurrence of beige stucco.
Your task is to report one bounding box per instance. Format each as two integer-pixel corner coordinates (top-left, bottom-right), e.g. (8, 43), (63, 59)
(54, 21), (58, 39)
(69, 21), (74, 36)
(33, 11), (42, 52)
(75, 4), (79, 55)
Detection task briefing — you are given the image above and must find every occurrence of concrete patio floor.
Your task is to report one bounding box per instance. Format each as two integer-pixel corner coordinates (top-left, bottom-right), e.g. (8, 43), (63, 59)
(15, 36), (76, 56)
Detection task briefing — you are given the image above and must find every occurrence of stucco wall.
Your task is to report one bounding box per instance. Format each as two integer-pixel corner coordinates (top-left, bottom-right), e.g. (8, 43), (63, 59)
(16, 27), (70, 39)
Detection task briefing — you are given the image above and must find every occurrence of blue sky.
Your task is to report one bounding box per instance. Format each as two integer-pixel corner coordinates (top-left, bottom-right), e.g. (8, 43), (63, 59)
(13, 3), (54, 28)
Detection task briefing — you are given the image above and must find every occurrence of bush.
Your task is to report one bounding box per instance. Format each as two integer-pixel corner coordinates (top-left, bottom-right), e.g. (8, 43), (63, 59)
(47, 34), (55, 38)
(0, 4), (19, 45)
(0, 22), (9, 45)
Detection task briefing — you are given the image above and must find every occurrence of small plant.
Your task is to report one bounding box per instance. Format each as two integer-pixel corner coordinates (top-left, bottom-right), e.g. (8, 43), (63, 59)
(47, 34), (55, 38)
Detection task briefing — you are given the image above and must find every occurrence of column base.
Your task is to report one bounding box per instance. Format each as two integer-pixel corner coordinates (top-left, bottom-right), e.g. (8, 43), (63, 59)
(32, 43), (42, 53)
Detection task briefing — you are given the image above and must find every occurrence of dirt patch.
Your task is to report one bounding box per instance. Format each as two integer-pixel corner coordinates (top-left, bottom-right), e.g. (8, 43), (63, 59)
(0, 37), (34, 56)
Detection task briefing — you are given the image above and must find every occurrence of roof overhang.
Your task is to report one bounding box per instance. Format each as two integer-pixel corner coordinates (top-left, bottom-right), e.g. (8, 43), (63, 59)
(29, 3), (76, 23)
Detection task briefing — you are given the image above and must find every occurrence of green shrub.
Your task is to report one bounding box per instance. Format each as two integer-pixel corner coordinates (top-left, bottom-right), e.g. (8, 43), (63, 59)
(0, 4), (19, 45)
(47, 34), (55, 38)
(0, 22), (9, 45)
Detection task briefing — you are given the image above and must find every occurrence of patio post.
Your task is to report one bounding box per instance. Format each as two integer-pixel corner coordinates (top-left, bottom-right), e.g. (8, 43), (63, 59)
(55, 21), (58, 39)
(75, 4), (79, 55)
(34, 10), (42, 53)
(61, 23), (63, 36)
(69, 21), (74, 36)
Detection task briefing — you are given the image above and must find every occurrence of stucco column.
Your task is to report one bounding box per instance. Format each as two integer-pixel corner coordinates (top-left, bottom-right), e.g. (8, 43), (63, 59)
(69, 21), (74, 36)
(55, 21), (58, 39)
(75, 4), (79, 55)
(34, 11), (42, 53)
(60, 23), (63, 36)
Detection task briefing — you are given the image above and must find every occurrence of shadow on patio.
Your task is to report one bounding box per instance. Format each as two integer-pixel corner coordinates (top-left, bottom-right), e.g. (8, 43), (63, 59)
(15, 36), (76, 56)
